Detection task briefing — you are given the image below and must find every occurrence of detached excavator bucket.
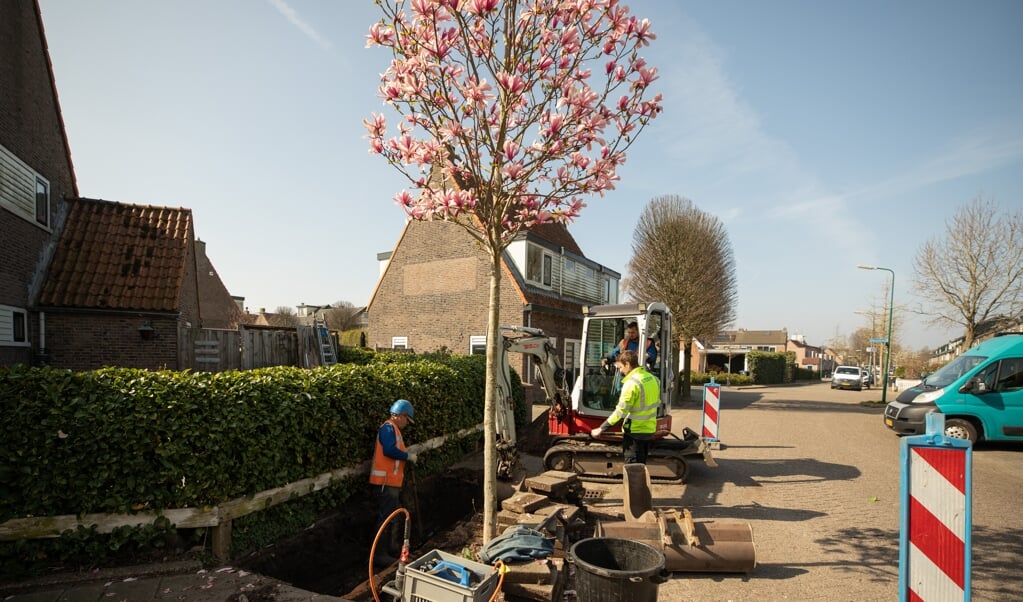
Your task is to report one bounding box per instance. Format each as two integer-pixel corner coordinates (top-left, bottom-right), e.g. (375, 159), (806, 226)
(597, 464), (756, 573)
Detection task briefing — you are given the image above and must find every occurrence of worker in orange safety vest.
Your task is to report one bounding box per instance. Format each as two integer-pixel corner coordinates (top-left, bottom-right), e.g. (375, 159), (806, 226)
(369, 399), (417, 566)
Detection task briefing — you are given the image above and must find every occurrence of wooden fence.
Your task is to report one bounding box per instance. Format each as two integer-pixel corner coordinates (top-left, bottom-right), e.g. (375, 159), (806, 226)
(178, 324), (330, 372)
(0, 426), (483, 561)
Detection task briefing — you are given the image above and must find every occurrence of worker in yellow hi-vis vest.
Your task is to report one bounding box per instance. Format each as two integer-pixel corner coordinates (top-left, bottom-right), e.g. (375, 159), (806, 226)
(590, 349), (659, 464)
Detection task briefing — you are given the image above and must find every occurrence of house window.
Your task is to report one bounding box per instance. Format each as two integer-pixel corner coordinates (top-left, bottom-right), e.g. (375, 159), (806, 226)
(564, 338), (581, 389)
(525, 245), (554, 288)
(35, 177), (49, 227)
(470, 335), (487, 355)
(0, 306), (28, 345)
(0, 143), (50, 230)
(391, 336), (409, 350)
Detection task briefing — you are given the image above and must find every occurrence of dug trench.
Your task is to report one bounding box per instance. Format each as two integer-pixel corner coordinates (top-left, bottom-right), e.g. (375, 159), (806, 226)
(236, 412), (556, 599)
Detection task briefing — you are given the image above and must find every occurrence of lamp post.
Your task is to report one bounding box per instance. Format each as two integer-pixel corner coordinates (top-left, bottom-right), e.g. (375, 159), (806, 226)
(857, 265), (895, 403)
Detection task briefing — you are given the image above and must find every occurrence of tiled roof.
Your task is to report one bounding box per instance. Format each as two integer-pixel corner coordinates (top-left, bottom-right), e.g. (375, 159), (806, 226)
(528, 223), (583, 255)
(39, 198), (192, 311)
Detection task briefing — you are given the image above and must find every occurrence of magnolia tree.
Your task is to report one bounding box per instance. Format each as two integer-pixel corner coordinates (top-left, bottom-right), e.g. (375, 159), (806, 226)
(365, 0), (662, 543)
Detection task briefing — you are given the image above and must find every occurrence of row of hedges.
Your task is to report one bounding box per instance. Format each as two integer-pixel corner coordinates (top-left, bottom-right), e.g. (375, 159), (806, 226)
(1, 350), (523, 577)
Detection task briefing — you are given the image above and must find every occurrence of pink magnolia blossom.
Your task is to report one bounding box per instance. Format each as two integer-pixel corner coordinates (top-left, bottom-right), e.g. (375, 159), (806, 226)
(366, 0), (662, 243)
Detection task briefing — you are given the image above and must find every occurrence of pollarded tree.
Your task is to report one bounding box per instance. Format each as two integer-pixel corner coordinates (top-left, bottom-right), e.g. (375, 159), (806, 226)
(365, 0), (662, 542)
(626, 195), (737, 402)
(912, 197), (1023, 348)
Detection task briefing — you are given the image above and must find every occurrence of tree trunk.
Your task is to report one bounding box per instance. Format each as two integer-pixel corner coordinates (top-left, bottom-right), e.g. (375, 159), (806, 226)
(680, 336), (694, 402)
(482, 251), (502, 544)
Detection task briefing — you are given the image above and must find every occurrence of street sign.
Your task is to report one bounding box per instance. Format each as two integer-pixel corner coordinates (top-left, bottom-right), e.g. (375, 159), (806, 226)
(870, 337), (889, 343)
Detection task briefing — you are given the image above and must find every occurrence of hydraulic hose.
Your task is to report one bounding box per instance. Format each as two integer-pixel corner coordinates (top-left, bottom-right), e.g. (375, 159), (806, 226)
(369, 506), (410, 602)
(369, 508), (508, 602)
(487, 559), (506, 602)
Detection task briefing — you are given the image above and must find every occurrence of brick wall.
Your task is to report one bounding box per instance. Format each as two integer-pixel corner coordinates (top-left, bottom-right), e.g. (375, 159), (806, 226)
(370, 220), (592, 404)
(178, 232), (201, 328)
(369, 220), (526, 354)
(1, 0), (77, 366)
(41, 312), (179, 371)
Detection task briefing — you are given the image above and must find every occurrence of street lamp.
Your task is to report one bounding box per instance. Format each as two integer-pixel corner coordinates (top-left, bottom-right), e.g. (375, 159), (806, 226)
(857, 264), (895, 403)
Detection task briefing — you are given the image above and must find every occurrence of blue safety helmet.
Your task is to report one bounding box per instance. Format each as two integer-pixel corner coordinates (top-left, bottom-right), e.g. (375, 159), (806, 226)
(389, 399), (415, 423)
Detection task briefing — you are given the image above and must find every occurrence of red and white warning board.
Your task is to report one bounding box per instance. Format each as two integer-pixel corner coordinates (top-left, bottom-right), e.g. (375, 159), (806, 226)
(701, 381), (720, 442)
(899, 417), (972, 602)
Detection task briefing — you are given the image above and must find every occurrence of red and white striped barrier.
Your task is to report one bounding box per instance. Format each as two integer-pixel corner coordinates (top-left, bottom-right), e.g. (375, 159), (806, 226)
(701, 381), (720, 442)
(899, 413), (972, 601)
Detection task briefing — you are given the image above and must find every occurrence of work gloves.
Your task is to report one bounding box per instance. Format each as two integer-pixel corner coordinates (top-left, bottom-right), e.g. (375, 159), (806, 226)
(407, 452), (418, 463)
(590, 427), (604, 438)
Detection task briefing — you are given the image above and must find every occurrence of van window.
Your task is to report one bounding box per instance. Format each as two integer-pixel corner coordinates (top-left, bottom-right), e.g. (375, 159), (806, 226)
(923, 354), (987, 388)
(996, 358), (1023, 392)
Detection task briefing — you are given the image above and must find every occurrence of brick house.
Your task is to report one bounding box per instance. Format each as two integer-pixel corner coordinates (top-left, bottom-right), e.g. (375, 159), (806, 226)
(368, 219), (621, 400)
(35, 198), (245, 371)
(693, 329), (790, 375)
(2, 3), (243, 371)
(785, 335), (834, 374)
(0, 0), (78, 367)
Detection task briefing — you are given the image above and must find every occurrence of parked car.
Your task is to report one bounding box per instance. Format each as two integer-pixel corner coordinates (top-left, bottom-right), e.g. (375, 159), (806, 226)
(831, 365), (863, 391)
(860, 368), (873, 388)
(884, 332), (1023, 443)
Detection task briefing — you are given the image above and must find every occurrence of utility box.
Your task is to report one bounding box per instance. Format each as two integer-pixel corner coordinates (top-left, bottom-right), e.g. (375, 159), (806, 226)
(403, 549), (499, 602)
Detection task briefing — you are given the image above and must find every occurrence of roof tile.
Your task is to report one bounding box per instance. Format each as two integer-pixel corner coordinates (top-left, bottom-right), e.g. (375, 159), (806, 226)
(39, 198), (192, 312)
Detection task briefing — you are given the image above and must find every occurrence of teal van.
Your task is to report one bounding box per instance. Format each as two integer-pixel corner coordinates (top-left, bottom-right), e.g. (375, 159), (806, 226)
(884, 332), (1023, 443)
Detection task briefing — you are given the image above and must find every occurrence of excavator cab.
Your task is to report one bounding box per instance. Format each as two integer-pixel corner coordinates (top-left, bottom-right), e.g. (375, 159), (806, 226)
(571, 302), (673, 419)
(544, 301), (701, 481)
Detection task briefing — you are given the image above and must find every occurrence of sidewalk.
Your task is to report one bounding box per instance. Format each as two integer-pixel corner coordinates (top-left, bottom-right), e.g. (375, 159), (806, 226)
(0, 560), (347, 601)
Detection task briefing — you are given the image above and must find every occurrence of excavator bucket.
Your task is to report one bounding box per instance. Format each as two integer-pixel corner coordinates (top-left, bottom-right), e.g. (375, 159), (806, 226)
(597, 464), (757, 573)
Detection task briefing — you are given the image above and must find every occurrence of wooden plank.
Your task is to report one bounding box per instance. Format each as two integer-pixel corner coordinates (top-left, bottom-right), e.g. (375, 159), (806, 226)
(0, 430), (478, 548)
(0, 507), (220, 540)
(212, 519), (231, 563)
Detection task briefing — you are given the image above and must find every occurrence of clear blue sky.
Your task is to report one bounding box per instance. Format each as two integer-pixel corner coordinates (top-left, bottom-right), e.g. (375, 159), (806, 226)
(37, 1), (1023, 350)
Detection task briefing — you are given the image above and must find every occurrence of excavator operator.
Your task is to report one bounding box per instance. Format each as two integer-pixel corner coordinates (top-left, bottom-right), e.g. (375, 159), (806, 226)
(601, 321), (657, 369)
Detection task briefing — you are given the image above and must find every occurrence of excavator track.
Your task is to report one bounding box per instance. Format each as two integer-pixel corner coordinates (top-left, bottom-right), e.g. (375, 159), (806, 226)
(543, 438), (696, 484)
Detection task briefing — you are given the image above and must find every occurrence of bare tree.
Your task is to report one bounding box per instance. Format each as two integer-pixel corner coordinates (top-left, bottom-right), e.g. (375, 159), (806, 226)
(323, 300), (361, 332)
(912, 197), (1023, 348)
(272, 306), (300, 328)
(626, 195), (737, 401)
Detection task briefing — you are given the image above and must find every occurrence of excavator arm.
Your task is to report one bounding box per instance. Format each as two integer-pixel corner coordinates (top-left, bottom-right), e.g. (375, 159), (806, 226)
(493, 325), (570, 479)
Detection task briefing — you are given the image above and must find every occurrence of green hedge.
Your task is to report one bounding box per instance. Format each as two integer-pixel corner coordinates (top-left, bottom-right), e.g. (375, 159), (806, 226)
(689, 372), (756, 386)
(0, 351), (521, 576)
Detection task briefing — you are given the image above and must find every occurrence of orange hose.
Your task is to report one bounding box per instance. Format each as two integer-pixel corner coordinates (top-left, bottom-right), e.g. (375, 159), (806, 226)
(370, 511), (507, 602)
(487, 559), (506, 602)
(369, 506), (410, 602)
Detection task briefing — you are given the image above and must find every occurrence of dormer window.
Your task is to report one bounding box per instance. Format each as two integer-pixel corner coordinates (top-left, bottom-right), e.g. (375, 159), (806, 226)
(526, 244), (554, 288)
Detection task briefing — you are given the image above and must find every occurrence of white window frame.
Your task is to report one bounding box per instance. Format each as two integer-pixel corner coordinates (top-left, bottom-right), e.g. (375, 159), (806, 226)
(564, 338), (581, 389)
(35, 177), (49, 227)
(469, 335), (487, 355)
(0, 305), (29, 346)
(525, 244), (555, 289)
(391, 336), (409, 350)
(0, 143), (51, 230)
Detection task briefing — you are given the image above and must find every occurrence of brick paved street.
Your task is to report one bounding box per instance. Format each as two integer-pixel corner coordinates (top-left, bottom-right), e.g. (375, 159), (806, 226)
(626, 381), (1023, 601)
